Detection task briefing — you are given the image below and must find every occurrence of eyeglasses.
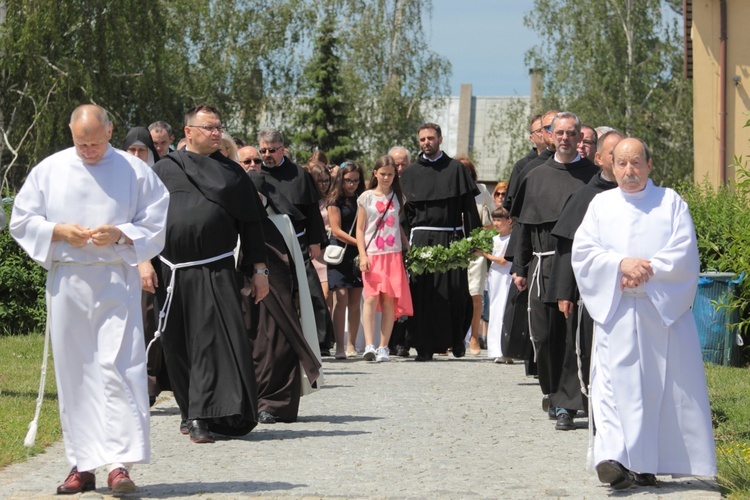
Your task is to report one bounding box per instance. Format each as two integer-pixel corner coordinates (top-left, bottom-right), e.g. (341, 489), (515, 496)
(580, 140), (596, 147)
(240, 158), (262, 165)
(343, 178), (360, 185)
(493, 191), (507, 197)
(531, 127), (543, 135)
(188, 125), (224, 133)
(543, 125), (552, 132)
(327, 164), (338, 171)
(554, 130), (578, 137)
(259, 147), (281, 154)
(316, 178), (331, 184)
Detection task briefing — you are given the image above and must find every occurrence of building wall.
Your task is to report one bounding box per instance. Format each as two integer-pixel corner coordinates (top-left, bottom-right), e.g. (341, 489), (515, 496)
(424, 94), (530, 182)
(691, 0), (750, 185)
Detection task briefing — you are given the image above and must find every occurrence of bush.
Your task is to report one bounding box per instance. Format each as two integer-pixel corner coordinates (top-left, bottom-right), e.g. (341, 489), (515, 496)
(0, 199), (47, 336)
(676, 122), (750, 365)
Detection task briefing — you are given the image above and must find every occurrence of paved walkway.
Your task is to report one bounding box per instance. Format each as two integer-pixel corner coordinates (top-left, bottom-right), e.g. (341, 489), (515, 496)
(0, 353), (720, 499)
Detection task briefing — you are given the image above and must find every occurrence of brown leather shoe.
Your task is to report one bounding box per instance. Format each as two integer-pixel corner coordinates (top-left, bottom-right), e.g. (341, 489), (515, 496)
(56, 466), (96, 494)
(107, 467), (136, 494)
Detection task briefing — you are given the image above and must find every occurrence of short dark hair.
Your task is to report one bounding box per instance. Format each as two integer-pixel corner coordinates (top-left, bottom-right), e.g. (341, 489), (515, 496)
(148, 120), (173, 136)
(184, 105), (221, 126)
(418, 122), (442, 138)
(529, 114), (542, 130)
(492, 207), (510, 219)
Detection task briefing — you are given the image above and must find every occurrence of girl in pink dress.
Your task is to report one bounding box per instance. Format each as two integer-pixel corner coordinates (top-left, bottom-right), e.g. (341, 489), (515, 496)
(356, 155), (413, 362)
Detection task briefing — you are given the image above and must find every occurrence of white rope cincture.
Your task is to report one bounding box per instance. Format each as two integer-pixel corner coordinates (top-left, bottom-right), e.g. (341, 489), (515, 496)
(25, 259), (123, 448)
(146, 251), (235, 357)
(408, 226), (463, 246)
(526, 250), (555, 362)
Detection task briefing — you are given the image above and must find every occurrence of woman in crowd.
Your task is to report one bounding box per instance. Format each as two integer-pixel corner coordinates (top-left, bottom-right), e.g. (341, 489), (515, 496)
(220, 132), (239, 161)
(308, 161), (334, 314)
(456, 157), (494, 355)
(493, 181), (508, 208)
(327, 162), (366, 359)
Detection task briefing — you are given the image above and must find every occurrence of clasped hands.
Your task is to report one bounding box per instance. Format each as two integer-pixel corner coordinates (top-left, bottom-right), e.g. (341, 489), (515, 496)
(619, 257), (653, 289)
(53, 223), (126, 247)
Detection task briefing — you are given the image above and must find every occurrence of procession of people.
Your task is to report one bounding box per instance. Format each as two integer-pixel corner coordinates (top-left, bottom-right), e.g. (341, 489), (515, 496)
(7, 103), (716, 494)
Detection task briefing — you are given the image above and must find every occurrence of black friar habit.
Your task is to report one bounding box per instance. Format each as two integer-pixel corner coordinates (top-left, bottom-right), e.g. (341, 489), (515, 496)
(400, 152), (481, 358)
(152, 149), (267, 436)
(121, 127), (170, 403)
(260, 158), (334, 351)
(510, 155), (598, 400)
(546, 172), (618, 413)
(239, 173), (322, 422)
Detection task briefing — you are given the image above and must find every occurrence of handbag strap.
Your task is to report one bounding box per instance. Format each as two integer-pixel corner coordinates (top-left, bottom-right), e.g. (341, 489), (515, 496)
(364, 191), (395, 251)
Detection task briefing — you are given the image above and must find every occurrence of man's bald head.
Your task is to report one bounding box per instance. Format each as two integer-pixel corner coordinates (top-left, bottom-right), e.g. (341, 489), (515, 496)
(613, 138), (652, 193)
(238, 146), (262, 173)
(69, 105), (113, 165)
(388, 146), (411, 175)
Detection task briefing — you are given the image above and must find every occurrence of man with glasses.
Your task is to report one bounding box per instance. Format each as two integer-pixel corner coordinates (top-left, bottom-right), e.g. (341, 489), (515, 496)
(257, 128), (334, 354)
(152, 104), (269, 444)
(577, 125), (598, 162)
(510, 111), (598, 431)
(238, 145), (263, 173)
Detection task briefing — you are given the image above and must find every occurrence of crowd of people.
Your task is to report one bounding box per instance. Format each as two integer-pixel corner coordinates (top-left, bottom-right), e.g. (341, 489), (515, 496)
(7, 104), (717, 495)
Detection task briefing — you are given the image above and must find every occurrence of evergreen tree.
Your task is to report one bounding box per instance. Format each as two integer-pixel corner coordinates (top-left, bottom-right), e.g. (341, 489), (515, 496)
(290, 9), (355, 165)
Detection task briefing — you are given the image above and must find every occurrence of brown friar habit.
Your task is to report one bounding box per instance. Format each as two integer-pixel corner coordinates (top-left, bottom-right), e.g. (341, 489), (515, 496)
(400, 152), (481, 358)
(260, 158), (334, 350)
(153, 149), (266, 436)
(241, 174), (322, 422)
(510, 155), (598, 403)
(546, 172), (618, 413)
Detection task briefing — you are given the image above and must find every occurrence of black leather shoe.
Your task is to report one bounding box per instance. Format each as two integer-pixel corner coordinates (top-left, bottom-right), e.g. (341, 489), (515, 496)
(258, 410), (276, 424)
(452, 345), (466, 358)
(188, 419), (215, 443)
(179, 418), (189, 435)
(396, 346), (410, 357)
(632, 472), (657, 486)
(595, 460), (633, 490)
(555, 412), (576, 430)
(415, 351), (433, 362)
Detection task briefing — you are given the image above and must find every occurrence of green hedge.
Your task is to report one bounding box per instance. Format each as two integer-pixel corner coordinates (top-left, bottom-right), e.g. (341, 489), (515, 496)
(0, 199), (47, 335)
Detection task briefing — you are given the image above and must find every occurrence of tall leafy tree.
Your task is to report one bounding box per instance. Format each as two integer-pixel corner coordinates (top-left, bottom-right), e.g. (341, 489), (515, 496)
(290, 8), (355, 165)
(523, 0), (692, 186)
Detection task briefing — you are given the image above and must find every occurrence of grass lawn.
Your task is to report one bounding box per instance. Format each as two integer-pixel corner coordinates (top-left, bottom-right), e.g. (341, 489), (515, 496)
(0, 333), (61, 469)
(705, 363), (750, 498)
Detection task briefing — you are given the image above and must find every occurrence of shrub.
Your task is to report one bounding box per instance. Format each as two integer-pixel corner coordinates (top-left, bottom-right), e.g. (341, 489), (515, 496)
(0, 199), (47, 336)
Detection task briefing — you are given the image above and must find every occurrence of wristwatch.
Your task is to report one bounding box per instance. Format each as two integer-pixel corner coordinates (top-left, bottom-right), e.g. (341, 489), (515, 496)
(254, 267), (269, 276)
(116, 233), (126, 245)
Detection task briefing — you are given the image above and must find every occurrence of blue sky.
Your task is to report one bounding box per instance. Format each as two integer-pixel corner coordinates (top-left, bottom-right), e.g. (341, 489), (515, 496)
(428, 0), (539, 97)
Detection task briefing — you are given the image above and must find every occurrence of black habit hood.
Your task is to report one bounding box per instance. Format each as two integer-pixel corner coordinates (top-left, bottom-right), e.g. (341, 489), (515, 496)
(400, 152), (480, 202)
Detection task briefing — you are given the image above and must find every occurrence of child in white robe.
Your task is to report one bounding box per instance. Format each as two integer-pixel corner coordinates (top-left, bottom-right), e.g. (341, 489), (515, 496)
(482, 207), (513, 363)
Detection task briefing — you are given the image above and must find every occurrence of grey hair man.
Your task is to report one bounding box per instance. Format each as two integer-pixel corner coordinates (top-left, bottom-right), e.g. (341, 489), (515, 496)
(510, 111), (599, 430)
(388, 146), (411, 175)
(257, 128), (334, 353)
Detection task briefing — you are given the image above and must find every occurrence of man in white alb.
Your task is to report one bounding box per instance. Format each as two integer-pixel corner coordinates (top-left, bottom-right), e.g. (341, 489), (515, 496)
(571, 137), (716, 489)
(10, 104), (169, 494)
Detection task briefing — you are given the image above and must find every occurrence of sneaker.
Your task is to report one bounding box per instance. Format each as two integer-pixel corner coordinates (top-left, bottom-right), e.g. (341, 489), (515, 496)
(362, 345), (377, 361)
(375, 346), (390, 362)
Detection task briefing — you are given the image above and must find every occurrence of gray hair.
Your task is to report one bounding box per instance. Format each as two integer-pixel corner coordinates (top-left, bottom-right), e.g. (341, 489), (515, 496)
(550, 111), (581, 134)
(388, 146), (411, 163)
(70, 104), (110, 126)
(595, 126), (615, 137)
(149, 120), (173, 136)
(258, 128), (284, 145)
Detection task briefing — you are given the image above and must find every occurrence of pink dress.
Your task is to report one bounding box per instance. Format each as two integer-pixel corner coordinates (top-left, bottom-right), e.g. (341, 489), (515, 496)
(356, 190), (413, 317)
(313, 199), (329, 283)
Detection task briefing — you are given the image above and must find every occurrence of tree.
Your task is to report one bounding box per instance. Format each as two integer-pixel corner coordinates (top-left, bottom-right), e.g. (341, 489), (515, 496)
(523, 0), (692, 187)
(290, 8), (355, 165)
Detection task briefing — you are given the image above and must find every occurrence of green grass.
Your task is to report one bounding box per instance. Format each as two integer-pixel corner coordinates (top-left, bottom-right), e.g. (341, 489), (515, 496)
(705, 363), (750, 498)
(0, 333), (61, 469)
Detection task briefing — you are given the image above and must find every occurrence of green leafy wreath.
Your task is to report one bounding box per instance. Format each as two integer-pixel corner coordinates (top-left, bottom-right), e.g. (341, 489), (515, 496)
(405, 228), (497, 275)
